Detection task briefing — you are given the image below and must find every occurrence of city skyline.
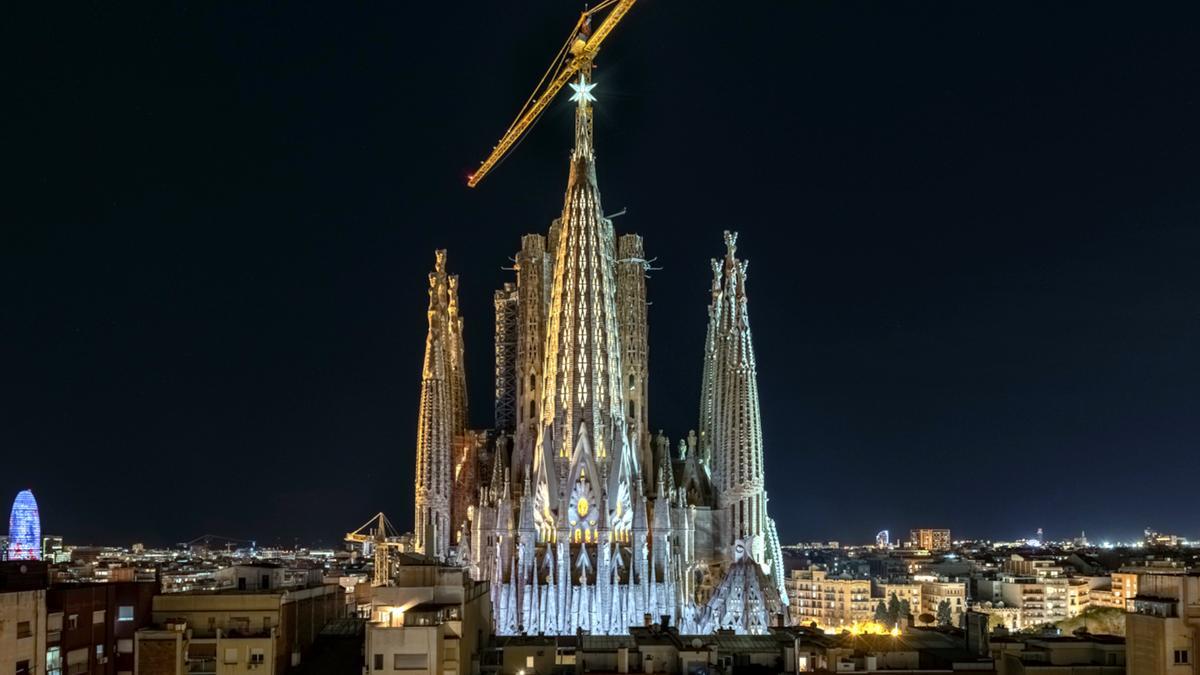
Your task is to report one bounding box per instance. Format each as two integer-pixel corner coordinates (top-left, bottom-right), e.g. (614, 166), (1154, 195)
(5, 2), (1200, 547)
(3, 482), (1185, 554)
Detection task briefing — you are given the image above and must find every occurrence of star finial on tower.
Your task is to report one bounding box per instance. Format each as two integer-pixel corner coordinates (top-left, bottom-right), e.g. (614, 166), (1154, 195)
(568, 76), (597, 103)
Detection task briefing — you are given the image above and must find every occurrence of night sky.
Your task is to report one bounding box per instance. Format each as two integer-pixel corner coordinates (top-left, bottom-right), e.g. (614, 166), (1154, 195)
(5, 3), (1199, 548)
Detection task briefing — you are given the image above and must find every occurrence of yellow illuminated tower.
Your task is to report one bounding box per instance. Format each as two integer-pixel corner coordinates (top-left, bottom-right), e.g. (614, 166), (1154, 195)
(414, 251), (454, 559)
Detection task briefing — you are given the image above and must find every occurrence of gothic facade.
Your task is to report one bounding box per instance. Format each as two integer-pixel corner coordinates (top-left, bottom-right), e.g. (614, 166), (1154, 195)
(410, 74), (788, 635)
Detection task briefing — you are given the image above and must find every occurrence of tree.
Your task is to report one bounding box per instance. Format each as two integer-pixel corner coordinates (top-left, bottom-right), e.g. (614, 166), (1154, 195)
(937, 599), (952, 626)
(898, 599), (912, 622)
(874, 600), (889, 623)
(918, 612), (936, 626)
(887, 593), (902, 625)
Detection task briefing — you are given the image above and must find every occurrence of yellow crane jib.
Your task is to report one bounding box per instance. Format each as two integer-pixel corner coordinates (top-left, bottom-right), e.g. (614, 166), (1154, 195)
(466, 0), (638, 188)
(346, 512), (405, 586)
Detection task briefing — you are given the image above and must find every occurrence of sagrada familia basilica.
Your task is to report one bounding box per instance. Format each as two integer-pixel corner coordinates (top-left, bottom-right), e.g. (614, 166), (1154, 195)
(411, 74), (788, 635)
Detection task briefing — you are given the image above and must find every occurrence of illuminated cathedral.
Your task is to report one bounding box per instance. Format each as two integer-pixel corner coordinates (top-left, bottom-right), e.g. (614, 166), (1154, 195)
(410, 74), (787, 635)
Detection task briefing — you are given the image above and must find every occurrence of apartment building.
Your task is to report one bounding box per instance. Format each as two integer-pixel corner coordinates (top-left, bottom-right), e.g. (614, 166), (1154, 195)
(364, 554), (490, 675)
(920, 580), (968, 626)
(786, 567), (872, 629)
(0, 562), (48, 675)
(909, 529), (952, 552)
(1126, 571), (1200, 675)
(135, 583), (343, 675)
(47, 581), (158, 675)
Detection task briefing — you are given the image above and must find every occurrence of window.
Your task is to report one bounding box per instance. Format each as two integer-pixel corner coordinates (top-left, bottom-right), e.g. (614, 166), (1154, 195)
(1176, 650), (1191, 665)
(15, 661), (30, 675)
(17, 621), (31, 638)
(92, 610), (105, 625)
(117, 605), (135, 622)
(374, 654), (384, 671)
(66, 649), (88, 670)
(230, 617), (251, 634)
(394, 654), (427, 669)
(118, 639), (133, 654)
(224, 648), (239, 664)
(46, 646), (62, 675)
(250, 648), (265, 665)
(67, 614), (79, 630)
(526, 656), (535, 668)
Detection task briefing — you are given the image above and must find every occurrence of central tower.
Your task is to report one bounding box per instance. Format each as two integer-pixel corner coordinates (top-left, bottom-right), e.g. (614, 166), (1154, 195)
(533, 72), (634, 531)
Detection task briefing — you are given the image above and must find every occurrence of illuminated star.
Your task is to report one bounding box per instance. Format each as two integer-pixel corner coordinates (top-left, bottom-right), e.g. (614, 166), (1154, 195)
(568, 77), (597, 103)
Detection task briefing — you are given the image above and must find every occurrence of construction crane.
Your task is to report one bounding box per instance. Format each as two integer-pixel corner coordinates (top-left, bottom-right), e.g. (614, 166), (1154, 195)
(466, 0), (638, 187)
(345, 512), (405, 587)
(179, 534), (256, 555)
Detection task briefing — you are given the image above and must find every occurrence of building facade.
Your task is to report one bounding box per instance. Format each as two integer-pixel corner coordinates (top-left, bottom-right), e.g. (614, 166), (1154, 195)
(787, 567), (872, 629)
(47, 581), (158, 675)
(876, 581), (923, 623)
(0, 562), (48, 675)
(136, 583), (343, 675)
(364, 556), (490, 675)
(997, 575), (1069, 628)
(1112, 571), (1139, 610)
(909, 529), (951, 552)
(921, 580), (968, 627)
(1126, 571), (1200, 675)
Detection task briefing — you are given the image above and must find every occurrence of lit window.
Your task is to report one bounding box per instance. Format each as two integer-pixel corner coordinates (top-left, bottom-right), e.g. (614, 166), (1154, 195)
(117, 605), (135, 622)
(93, 610), (105, 625)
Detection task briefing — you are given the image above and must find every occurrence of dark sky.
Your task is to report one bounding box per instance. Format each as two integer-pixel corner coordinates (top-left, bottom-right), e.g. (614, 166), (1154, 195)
(5, 2), (1199, 548)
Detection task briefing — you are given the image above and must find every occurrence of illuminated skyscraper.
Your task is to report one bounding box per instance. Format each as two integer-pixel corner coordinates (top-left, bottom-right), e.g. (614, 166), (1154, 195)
(7, 489), (42, 561)
(876, 529), (890, 549)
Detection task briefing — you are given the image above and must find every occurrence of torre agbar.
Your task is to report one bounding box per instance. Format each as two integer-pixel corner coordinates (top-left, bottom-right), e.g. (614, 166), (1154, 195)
(411, 74), (788, 635)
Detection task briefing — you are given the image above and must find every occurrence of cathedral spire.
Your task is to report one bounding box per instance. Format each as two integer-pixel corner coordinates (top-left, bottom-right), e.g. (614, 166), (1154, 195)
(415, 250), (453, 559)
(707, 232), (769, 564)
(568, 73), (598, 166)
(534, 69), (629, 509)
(697, 255), (724, 468)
